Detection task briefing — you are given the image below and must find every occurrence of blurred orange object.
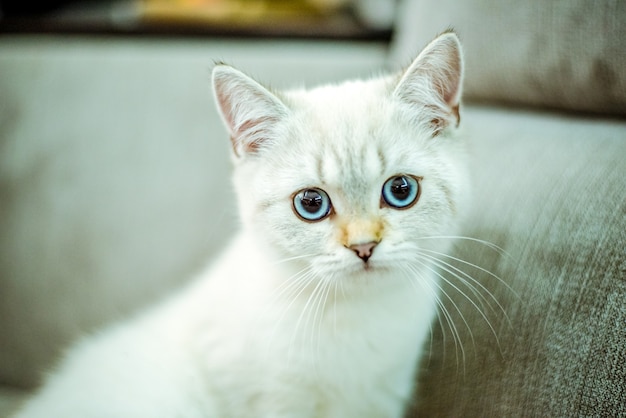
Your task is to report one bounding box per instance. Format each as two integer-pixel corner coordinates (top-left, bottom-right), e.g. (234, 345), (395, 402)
(140, 0), (344, 27)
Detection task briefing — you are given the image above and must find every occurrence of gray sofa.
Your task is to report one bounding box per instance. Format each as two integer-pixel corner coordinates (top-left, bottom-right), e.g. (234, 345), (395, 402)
(1, 0), (624, 416)
(391, 1), (626, 416)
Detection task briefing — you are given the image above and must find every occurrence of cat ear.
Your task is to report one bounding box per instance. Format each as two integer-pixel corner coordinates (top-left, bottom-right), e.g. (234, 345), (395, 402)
(393, 31), (464, 135)
(212, 64), (289, 157)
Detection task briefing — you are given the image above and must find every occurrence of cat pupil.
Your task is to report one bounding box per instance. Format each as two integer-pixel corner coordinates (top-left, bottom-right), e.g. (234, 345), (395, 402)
(391, 177), (411, 199)
(301, 190), (323, 213)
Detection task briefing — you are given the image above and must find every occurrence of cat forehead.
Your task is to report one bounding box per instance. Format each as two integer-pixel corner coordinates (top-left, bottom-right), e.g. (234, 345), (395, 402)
(285, 76), (394, 119)
(282, 78), (399, 150)
(273, 78), (424, 177)
(274, 127), (421, 203)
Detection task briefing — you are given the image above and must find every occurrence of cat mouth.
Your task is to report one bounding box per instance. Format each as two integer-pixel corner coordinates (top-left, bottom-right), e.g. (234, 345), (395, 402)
(362, 262), (376, 271)
(349, 260), (387, 275)
(313, 255), (389, 276)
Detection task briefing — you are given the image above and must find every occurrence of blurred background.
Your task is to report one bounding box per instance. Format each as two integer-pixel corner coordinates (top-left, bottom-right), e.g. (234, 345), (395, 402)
(0, 0), (396, 37)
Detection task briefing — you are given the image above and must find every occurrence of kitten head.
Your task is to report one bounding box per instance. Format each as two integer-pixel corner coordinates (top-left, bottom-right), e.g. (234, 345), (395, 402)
(212, 32), (467, 289)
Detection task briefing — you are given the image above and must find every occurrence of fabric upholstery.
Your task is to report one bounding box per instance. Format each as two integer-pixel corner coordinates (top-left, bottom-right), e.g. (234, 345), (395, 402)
(391, 0), (626, 115)
(406, 105), (626, 416)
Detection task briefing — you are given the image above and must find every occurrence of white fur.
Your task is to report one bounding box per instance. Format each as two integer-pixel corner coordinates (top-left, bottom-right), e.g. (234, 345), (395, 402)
(14, 32), (467, 418)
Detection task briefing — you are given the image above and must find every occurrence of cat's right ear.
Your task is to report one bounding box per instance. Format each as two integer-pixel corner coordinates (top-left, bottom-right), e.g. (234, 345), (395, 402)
(212, 65), (289, 158)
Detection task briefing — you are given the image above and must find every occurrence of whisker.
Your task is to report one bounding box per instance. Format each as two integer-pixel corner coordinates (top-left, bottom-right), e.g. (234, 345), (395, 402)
(332, 276), (339, 335)
(413, 254), (503, 357)
(313, 278), (333, 364)
(417, 250), (514, 330)
(419, 254), (490, 310)
(399, 265), (451, 369)
(412, 258), (477, 344)
(416, 253), (494, 306)
(289, 274), (327, 361)
(265, 265), (315, 308)
(417, 236), (511, 258)
(403, 263), (468, 374)
(420, 247), (519, 301)
(264, 266), (318, 355)
(270, 252), (319, 266)
(411, 257), (483, 369)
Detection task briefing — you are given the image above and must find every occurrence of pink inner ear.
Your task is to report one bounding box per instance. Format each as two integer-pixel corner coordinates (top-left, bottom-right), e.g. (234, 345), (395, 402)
(440, 61), (462, 107)
(425, 38), (462, 109)
(214, 76), (254, 145)
(234, 117), (281, 156)
(214, 72), (283, 156)
(216, 88), (246, 154)
(216, 88), (236, 132)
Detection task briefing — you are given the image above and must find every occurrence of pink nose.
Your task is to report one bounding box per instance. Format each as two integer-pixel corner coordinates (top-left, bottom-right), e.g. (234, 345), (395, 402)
(348, 241), (378, 262)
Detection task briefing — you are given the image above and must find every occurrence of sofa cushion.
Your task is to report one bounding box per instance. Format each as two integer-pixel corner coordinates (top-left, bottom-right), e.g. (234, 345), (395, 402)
(391, 0), (626, 115)
(406, 105), (626, 416)
(0, 386), (27, 417)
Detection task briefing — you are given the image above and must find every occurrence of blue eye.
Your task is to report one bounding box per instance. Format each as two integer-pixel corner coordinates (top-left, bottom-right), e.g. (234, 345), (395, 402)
(381, 175), (420, 209)
(293, 188), (332, 221)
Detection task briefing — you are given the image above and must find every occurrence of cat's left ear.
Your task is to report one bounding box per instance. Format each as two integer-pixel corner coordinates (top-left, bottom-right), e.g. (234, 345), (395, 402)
(393, 31), (464, 135)
(212, 64), (289, 157)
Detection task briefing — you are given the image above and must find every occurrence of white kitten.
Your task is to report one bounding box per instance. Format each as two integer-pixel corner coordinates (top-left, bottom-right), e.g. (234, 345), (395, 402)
(14, 32), (467, 418)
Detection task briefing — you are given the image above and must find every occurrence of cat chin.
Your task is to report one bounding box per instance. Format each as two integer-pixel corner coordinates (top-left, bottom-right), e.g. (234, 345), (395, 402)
(350, 260), (391, 274)
(336, 263), (378, 277)
(316, 260), (394, 280)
